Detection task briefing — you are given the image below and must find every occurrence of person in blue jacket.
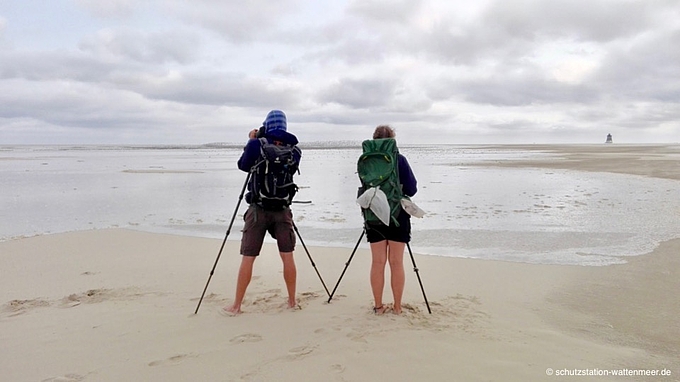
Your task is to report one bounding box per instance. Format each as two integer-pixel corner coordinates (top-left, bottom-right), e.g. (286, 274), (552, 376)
(222, 110), (302, 315)
(366, 125), (417, 315)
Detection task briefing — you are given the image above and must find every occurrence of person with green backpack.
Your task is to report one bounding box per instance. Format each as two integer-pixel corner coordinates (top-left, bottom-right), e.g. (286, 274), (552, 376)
(357, 125), (418, 315)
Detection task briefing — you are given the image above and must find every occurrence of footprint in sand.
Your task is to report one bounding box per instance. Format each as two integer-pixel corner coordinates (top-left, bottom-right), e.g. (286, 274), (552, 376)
(230, 333), (263, 343)
(41, 374), (84, 382)
(299, 291), (322, 302)
(58, 287), (153, 308)
(330, 364), (345, 373)
(346, 331), (368, 343)
(60, 288), (112, 307)
(251, 293), (280, 307)
(191, 292), (220, 302)
(402, 294), (490, 333)
(148, 353), (197, 367)
(3, 298), (51, 317)
(287, 345), (315, 360)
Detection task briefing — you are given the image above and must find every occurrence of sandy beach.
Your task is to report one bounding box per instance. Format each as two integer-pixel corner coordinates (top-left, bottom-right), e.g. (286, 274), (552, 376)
(1, 145), (679, 382)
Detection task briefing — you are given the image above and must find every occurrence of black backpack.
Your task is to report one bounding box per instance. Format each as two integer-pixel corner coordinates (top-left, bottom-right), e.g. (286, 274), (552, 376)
(252, 137), (301, 210)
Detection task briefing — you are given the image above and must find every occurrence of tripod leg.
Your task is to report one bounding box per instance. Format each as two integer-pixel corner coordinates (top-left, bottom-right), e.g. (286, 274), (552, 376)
(194, 172), (251, 314)
(406, 242), (431, 314)
(328, 229), (365, 303)
(292, 223), (331, 298)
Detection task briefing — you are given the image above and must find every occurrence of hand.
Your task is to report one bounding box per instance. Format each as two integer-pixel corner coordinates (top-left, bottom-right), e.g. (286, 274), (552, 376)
(249, 129), (259, 139)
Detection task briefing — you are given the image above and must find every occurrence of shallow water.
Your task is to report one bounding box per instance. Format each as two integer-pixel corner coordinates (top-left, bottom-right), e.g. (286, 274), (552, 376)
(2, 144), (679, 266)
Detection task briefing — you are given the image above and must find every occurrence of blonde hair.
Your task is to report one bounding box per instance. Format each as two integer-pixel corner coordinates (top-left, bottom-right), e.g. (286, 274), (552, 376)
(373, 125), (395, 139)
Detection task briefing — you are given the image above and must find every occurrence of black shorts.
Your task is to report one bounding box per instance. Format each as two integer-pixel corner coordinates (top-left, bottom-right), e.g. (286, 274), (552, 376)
(365, 210), (411, 243)
(240, 205), (296, 256)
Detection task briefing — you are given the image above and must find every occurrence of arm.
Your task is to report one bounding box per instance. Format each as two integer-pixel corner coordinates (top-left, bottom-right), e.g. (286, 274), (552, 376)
(237, 139), (262, 172)
(398, 154), (417, 197)
(293, 146), (302, 171)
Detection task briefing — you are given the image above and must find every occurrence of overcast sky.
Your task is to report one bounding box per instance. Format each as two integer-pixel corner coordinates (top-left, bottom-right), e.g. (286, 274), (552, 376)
(1, 0), (679, 145)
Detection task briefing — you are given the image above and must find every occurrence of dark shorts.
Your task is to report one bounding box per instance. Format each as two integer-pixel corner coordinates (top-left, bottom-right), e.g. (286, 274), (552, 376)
(240, 205), (296, 256)
(365, 210), (411, 243)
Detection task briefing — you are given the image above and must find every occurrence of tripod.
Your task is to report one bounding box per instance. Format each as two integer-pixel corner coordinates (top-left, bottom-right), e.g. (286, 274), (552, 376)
(327, 228), (432, 314)
(194, 172), (252, 314)
(293, 223), (331, 298)
(194, 174), (330, 314)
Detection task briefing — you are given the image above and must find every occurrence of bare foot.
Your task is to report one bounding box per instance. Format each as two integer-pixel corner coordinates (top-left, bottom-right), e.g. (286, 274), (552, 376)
(373, 305), (390, 315)
(287, 299), (297, 309)
(219, 305), (241, 316)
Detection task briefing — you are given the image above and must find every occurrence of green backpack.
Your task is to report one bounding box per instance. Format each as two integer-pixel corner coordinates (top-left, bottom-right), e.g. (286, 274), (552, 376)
(357, 138), (403, 227)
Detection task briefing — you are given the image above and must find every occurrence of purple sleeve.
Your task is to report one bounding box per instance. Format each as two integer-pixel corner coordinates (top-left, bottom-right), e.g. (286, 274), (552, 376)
(398, 154), (417, 197)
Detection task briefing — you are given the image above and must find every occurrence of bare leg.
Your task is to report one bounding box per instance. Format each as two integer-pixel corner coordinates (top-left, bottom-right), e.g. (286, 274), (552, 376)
(224, 255), (257, 314)
(387, 241), (406, 314)
(280, 251), (297, 308)
(370, 241), (388, 313)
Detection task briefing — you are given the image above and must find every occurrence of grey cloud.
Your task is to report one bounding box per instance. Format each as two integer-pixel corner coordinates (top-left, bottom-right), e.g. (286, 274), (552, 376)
(637, 103), (680, 126)
(406, 24), (533, 66)
(298, 110), (376, 126)
(74, 0), (137, 18)
(480, 118), (611, 144)
(296, 105), (436, 128)
(480, 0), (657, 42)
(128, 71), (303, 108)
(486, 119), (545, 133)
(397, 0), (675, 67)
(0, 50), (124, 82)
(78, 28), (201, 64)
(0, 79), (171, 129)
(462, 78), (599, 106)
(592, 29), (680, 102)
(347, 0), (423, 24)
(428, 74), (599, 106)
(408, 1), (680, 109)
(2, 0), (679, 144)
(606, 102), (680, 129)
(302, 36), (388, 66)
(319, 77), (397, 108)
(164, 0), (304, 43)
(73, 0), (306, 44)
(567, 105), (621, 123)
(274, 14), (383, 64)
(565, 100), (680, 132)
(0, 48), (299, 109)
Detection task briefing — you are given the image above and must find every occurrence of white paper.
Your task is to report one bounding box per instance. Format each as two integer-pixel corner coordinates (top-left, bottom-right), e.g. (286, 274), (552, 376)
(357, 187), (391, 225)
(401, 198), (425, 218)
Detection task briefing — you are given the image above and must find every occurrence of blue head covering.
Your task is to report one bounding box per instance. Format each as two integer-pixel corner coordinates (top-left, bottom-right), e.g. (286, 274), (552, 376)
(263, 110), (287, 133)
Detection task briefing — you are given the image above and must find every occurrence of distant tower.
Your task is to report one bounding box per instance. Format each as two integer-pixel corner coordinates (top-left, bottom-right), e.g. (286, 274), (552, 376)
(605, 133), (613, 144)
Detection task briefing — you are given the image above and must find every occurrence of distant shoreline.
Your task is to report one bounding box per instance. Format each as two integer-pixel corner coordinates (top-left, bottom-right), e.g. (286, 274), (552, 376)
(2, 142), (679, 151)
(471, 144), (680, 181)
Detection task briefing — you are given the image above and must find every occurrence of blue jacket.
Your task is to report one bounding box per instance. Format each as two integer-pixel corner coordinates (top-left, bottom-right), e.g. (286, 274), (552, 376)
(396, 154), (417, 225)
(238, 130), (301, 203)
(398, 154), (417, 197)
